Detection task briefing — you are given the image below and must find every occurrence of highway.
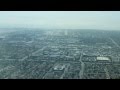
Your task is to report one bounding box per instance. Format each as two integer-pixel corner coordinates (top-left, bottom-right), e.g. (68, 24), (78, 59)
(109, 37), (120, 48)
(79, 50), (85, 79)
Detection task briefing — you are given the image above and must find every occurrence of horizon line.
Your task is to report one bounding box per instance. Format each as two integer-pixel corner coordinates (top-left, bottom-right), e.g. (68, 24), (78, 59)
(0, 27), (120, 31)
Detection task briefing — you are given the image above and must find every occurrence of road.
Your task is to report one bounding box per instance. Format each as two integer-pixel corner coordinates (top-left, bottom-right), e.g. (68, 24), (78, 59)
(31, 46), (47, 56)
(0, 66), (15, 73)
(19, 46), (47, 61)
(60, 64), (70, 79)
(42, 62), (57, 79)
(104, 67), (110, 79)
(42, 66), (53, 79)
(0, 59), (15, 61)
(79, 50), (85, 79)
(109, 37), (120, 48)
(18, 63), (40, 78)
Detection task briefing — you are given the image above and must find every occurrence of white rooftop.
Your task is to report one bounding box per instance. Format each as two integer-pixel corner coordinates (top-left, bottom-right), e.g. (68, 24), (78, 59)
(97, 56), (110, 61)
(54, 64), (66, 70)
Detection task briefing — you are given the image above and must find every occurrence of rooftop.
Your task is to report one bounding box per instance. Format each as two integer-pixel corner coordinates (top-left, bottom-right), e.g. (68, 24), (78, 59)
(97, 56), (110, 61)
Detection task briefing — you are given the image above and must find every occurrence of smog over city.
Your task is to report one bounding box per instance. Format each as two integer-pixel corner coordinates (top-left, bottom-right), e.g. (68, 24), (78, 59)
(0, 11), (120, 79)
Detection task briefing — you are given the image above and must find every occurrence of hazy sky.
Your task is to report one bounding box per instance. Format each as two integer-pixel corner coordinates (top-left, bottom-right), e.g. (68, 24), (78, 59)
(0, 11), (120, 30)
